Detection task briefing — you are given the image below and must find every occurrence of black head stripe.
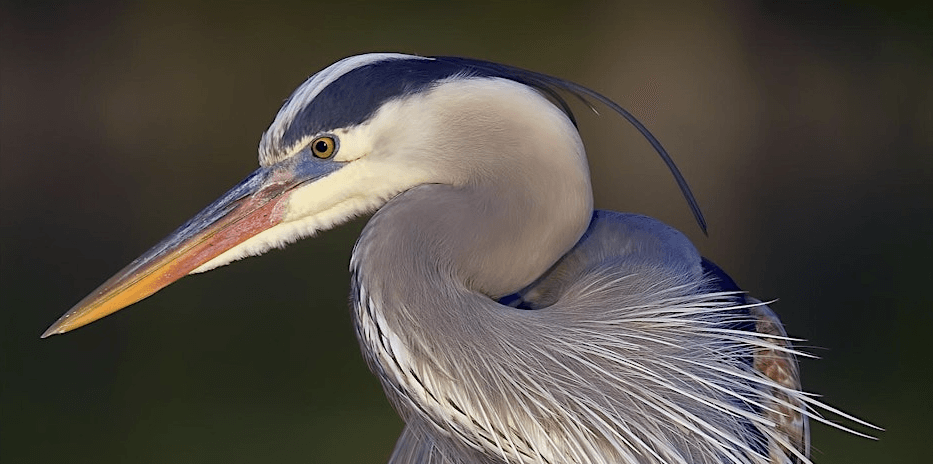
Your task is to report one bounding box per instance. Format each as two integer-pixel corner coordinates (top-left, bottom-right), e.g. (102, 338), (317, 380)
(279, 56), (582, 150)
(281, 58), (479, 148)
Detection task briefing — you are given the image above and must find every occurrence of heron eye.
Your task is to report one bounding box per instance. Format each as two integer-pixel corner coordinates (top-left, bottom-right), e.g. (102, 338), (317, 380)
(311, 136), (336, 159)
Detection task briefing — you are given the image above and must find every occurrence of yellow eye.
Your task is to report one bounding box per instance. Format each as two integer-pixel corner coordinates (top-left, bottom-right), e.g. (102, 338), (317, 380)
(311, 136), (336, 159)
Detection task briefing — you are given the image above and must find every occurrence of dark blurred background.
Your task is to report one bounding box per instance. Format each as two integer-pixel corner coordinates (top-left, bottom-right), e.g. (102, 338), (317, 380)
(2, 0), (930, 462)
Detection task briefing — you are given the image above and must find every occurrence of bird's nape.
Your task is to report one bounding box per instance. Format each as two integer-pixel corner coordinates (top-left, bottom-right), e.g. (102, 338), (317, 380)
(430, 56), (708, 235)
(44, 53), (876, 464)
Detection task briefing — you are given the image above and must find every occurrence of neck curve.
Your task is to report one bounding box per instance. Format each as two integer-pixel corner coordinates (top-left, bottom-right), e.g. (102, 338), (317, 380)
(348, 77), (593, 461)
(350, 181), (590, 462)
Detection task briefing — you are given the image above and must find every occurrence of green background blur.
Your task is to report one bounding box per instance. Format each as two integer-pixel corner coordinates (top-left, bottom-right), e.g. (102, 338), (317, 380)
(2, 1), (930, 462)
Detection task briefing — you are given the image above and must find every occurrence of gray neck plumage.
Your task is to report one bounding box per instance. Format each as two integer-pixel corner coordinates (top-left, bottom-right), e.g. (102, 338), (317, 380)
(351, 172), (590, 330)
(347, 77), (594, 457)
(348, 183), (584, 453)
(349, 147), (591, 421)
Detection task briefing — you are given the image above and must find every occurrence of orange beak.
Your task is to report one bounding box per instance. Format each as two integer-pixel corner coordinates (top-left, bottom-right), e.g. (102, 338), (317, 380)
(42, 156), (341, 337)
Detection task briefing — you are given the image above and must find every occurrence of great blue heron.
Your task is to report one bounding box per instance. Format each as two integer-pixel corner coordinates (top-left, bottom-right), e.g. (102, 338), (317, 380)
(43, 53), (872, 463)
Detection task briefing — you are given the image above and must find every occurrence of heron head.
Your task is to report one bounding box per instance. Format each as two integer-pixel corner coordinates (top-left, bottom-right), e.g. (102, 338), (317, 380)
(42, 53), (593, 336)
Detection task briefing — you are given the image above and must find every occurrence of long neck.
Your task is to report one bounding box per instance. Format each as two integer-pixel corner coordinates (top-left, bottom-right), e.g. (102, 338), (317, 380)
(349, 78), (593, 459)
(352, 165), (592, 339)
(350, 181), (589, 460)
(355, 80), (594, 299)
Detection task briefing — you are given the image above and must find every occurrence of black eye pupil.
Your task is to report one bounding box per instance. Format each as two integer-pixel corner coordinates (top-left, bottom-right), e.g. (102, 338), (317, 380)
(315, 140), (329, 153)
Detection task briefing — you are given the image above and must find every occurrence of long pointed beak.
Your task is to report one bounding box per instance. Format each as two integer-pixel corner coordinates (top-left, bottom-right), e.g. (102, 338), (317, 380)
(43, 157), (339, 337)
